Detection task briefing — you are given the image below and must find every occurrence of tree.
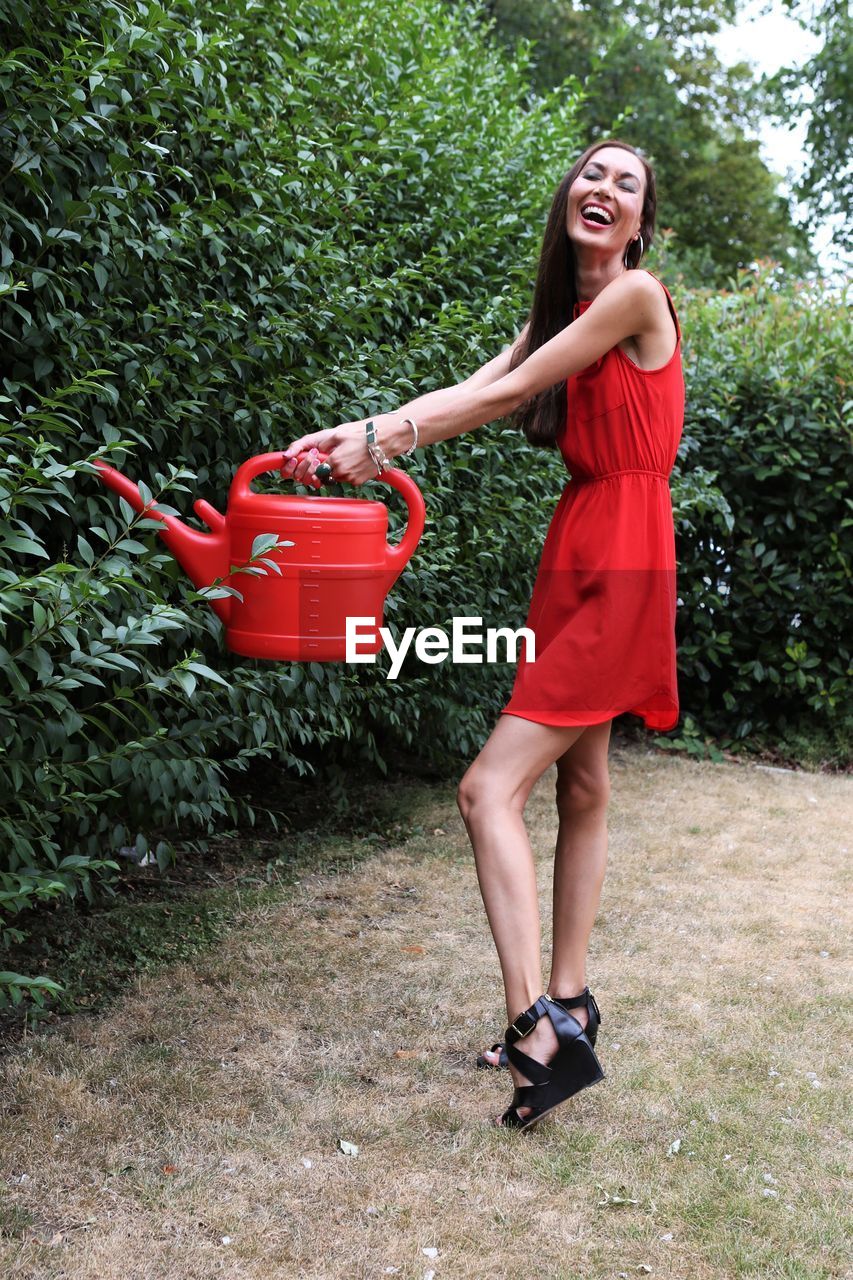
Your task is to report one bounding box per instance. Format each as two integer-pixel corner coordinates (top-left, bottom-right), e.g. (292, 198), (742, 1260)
(466, 0), (815, 285)
(761, 0), (852, 258)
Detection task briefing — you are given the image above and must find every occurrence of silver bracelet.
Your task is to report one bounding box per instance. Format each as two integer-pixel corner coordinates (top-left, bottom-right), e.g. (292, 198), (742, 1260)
(365, 418), (388, 474)
(399, 417), (418, 456)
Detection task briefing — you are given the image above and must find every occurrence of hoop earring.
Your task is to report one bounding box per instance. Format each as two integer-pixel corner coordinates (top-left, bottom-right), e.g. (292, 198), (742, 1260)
(624, 232), (644, 268)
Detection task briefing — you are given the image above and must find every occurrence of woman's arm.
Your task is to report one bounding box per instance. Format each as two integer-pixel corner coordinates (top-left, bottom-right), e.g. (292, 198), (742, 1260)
(384, 273), (657, 452)
(283, 323), (531, 484)
(461, 321), (530, 392)
(357, 321), (532, 431)
(284, 275), (654, 483)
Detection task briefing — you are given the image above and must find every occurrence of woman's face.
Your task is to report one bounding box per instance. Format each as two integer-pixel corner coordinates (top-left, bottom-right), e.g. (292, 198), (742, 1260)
(566, 147), (646, 258)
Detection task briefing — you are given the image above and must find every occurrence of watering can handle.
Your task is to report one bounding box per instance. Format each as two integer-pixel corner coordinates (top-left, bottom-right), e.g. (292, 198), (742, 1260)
(376, 466), (426, 583)
(230, 451), (300, 499)
(229, 451), (425, 584)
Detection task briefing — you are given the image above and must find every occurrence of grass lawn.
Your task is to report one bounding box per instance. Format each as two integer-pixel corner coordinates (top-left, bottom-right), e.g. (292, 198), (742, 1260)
(1, 740), (850, 1278)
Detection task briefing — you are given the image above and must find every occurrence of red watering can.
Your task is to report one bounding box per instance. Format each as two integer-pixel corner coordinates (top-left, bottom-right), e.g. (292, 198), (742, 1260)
(94, 451), (426, 661)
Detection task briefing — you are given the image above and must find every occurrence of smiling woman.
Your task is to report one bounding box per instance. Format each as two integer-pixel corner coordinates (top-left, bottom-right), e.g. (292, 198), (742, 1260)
(504, 140), (659, 445)
(283, 137), (685, 1135)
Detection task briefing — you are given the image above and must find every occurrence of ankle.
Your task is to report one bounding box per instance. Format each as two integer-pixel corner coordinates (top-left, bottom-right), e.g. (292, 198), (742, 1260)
(548, 988), (591, 1023)
(547, 982), (588, 1003)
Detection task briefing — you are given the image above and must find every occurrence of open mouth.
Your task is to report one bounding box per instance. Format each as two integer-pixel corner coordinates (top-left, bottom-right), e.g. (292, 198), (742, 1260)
(580, 204), (614, 228)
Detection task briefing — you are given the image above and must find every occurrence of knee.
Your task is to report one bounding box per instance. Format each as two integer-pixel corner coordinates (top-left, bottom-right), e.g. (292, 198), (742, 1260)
(555, 769), (611, 820)
(456, 768), (482, 823)
(457, 765), (520, 824)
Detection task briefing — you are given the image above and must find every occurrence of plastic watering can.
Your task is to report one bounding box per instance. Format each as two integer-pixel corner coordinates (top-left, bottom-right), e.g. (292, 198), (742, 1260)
(94, 452), (426, 661)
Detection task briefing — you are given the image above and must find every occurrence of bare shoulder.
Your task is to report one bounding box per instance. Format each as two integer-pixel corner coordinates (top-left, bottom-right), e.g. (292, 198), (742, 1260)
(609, 271), (678, 368)
(597, 268), (668, 312)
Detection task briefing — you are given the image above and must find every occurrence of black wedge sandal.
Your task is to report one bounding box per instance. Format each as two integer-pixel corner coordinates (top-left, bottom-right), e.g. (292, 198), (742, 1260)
(476, 985), (601, 1070)
(497, 993), (605, 1132)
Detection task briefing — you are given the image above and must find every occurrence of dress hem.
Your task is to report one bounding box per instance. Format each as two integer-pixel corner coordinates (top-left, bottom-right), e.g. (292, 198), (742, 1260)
(500, 705), (679, 732)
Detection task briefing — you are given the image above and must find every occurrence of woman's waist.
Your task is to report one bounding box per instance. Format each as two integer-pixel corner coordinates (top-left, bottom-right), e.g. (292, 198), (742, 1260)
(565, 467), (671, 485)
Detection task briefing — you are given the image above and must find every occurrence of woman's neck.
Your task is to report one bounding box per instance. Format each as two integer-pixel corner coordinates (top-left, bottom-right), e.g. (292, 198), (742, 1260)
(574, 256), (628, 301)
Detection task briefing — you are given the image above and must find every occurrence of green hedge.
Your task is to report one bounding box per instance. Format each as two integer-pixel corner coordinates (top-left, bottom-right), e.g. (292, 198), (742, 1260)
(675, 268), (851, 741)
(0, 0), (584, 1003)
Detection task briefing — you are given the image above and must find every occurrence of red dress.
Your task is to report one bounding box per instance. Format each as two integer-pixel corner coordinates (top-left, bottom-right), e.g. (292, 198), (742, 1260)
(501, 271), (684, 732)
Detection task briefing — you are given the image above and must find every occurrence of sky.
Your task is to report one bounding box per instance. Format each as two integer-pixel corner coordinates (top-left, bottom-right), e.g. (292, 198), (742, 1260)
(710, 0), (844, 279)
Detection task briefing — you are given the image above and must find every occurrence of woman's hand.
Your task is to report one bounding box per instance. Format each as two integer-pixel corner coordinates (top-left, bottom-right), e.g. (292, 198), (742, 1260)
(281, 413), (401, 488)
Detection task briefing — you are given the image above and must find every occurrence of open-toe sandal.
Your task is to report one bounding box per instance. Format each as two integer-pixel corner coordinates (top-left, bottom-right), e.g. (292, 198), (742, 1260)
(498, 992), (605, 1133)
(476, 985), (601, 1070)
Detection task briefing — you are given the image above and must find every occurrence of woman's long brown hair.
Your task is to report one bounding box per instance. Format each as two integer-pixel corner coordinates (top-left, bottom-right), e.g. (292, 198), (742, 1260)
(509, 139), (657, 448)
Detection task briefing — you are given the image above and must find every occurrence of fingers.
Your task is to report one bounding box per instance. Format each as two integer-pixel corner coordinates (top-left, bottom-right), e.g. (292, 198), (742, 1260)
(280, 431), (380, 489)
(282, 431), (339, 489)
(279, 450), (378, 489)
(281, 446), (324, 488)
(282, 433), (325, 459)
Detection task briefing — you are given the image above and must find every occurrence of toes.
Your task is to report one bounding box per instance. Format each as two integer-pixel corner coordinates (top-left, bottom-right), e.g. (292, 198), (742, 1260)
(495, 1107), (532, 1127)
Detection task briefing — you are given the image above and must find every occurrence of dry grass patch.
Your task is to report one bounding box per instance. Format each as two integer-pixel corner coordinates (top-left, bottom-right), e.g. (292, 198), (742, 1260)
(1, 746), (850, 1279)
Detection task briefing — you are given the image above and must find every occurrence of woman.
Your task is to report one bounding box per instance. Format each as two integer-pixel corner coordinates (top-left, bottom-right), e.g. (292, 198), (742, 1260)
(283, 138), (684, 1131)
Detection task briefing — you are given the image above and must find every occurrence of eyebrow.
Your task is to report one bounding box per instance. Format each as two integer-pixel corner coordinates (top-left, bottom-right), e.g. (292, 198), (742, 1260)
(584, 163), (641, 181)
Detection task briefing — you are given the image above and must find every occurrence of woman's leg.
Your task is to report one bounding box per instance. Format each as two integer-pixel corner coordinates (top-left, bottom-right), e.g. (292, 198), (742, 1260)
(548, 719), (613, 1026)
(457, 713), (588, 1121)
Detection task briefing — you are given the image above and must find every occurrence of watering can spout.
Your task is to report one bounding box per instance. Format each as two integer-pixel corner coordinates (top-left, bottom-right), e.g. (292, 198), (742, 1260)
(93, 461), (231, 622)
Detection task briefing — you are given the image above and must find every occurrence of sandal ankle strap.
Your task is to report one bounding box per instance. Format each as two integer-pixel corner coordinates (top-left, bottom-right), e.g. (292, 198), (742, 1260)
(504, 987), (601, 1049)
(551, 986), (601, 1024)
(551, 985), (590, 1006)
(505, 993), (560, 1045)
(505, 1002), (540, 1044)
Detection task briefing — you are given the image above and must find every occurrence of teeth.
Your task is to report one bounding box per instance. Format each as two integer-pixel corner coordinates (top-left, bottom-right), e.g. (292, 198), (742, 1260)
(581, 205), (613, 224)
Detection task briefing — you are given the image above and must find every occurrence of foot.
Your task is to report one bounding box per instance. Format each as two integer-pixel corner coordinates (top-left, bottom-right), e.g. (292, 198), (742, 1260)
(492, 1000), (590, 1125)
(481, 999), (589, 1070)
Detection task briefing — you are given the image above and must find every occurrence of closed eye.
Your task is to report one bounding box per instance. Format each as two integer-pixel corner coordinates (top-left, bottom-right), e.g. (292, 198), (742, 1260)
(583, 169), (639, 191)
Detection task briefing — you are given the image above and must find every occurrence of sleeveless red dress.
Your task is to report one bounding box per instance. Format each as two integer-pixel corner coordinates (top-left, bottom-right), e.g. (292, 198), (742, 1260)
(501, 271), (684, 732)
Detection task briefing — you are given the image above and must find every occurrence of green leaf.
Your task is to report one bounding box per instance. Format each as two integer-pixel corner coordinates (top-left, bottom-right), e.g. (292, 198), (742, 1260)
(175, 670), (197, 696)
(251, 532), (281, 558)
(185, 661), (230, 687)
(2, 534), (48, 558)
(76, 534), (95, 565)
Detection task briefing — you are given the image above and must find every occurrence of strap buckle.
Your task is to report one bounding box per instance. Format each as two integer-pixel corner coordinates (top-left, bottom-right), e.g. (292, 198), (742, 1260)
(508, 1007), (538, 1041)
